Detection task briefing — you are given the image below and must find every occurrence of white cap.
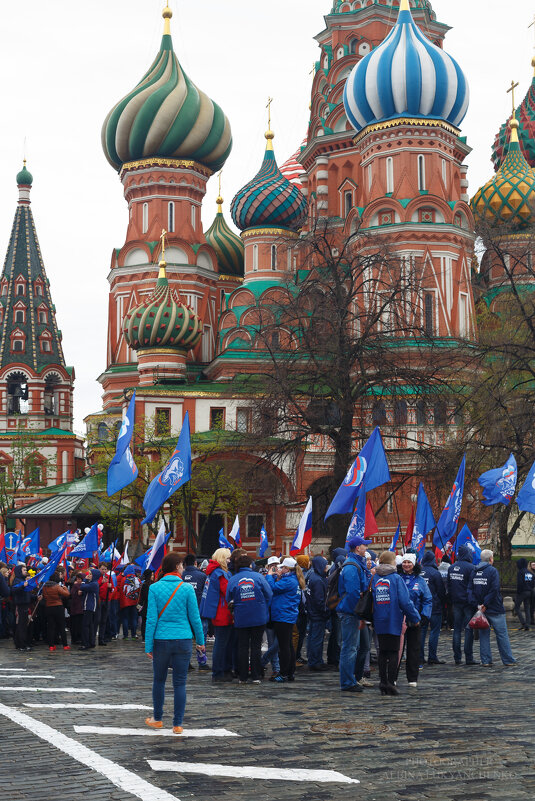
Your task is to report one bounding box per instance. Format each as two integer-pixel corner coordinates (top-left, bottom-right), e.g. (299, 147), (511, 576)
(267, 556), (280, 566)
(41, 557), (49, 564)
(365, 551), (371, 559)
(402, 553), (417, 566)
(395, 555), (403, 566)
(280, 557), (297, 569)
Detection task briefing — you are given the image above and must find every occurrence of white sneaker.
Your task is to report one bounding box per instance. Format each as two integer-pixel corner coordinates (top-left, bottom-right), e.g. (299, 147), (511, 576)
(358, 678), (375, 688)
(408, 682), (418, 688)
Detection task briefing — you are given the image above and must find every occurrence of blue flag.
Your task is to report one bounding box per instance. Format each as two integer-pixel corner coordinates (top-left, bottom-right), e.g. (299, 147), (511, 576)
(259, 526), (269, 558)
(325, 428), (390, 519)
(14, 545), (67, 591)
(434, 455), (466, 551)
(142, 412), (192, 525)
(345, 490), (366, 543)
(219, 528), (234, 551)
(389, 524), (401, 552)
(478, 453), (517, 506)
(20, 528), (40, 558)
(49, 531), (69, 552)
(7, 532), (22, 565)
(453, 524), (482, 564)
(70, 524), (99, 559)
(413, 483), (435, 561)
(100, 540), (117, 563)
(107, 392), (138, 496)
(517, 459), (535, 514)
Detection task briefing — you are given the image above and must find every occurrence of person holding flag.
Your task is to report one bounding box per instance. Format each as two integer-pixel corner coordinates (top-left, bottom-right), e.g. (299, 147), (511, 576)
(336, 536), (370, 692)
(107, 391), (138, 496)
(11, 563), (34, 651)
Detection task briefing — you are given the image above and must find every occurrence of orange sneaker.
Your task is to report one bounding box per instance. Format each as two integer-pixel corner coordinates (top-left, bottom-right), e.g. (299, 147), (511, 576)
(172, 726), (183, 735)
(145, 718), (163, 729)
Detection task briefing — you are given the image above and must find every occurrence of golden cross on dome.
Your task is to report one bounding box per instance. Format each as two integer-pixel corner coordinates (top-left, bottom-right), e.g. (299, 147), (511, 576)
(160, 229), (167, 261)
(507, 79), (519, 115)
(266, 97), (273, 130)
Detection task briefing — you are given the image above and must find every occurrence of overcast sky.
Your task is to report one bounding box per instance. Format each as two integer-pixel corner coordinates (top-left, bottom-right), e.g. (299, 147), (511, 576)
(0, 0), (533, 434)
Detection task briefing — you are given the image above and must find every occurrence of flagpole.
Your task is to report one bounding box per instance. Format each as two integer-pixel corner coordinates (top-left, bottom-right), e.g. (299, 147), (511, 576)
(391, 485), (406, 555)
(113, 488), (124, 554)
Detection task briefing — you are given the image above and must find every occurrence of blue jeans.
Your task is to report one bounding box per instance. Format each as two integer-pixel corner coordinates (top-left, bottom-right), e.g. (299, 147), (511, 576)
(452, 603), (475, 663)
(261, 628), (280, 673)
(479, 612), (516, 665)
(152, 639), (192, 726)
(212, 625), (233, 678)
(307, 619), (326, 667)
(122, 606), (138, 637)
(338, 612), (360, 689)
(354, 622), (369, 681)
(421, 611), (443, 662)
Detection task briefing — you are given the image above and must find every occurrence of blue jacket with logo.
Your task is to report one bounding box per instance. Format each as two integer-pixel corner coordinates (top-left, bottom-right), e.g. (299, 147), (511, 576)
(199, 565), (228, 620)
(79, 569), (101, 613)
(305, 556), (329, 621)
(400, 568), (433, 620)
(447, 546), (476, 605)
(469, 562), (505, 615)
(516, 559), (534, 595)
(267, 572), (301, 624)
(182, 565), (207, 607)
(337, 553), (367, 616)
(372, 565), (420, 635)
(226, 568), (272, 628)
(420, 551), (446, 615)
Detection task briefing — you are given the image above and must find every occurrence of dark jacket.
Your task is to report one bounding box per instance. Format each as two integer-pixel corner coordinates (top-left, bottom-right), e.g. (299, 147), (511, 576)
(226, 568), (272, 628)
(447, 546), (476, 605)
(182, 565), (208, 606)
(516, 559), (534, 595)
(420, 551), (446, 615)
(372, 564), (420, 635)
(79, 569), (100, 613)
(0, 571), (9, 598)
(337, 553), (367, 616)
(469, 561), (505, 615)
(11, 565), (32, 607)
(305, 556), (329, 621)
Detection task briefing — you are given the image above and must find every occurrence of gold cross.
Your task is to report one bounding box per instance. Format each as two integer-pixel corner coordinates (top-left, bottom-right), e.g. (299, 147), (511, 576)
(507, 79), (519, 114)
(310, 63), (316, 76)
(160, 229), (167, 261)
(218, 170), (222, 197)
(266, 97), (273, 130)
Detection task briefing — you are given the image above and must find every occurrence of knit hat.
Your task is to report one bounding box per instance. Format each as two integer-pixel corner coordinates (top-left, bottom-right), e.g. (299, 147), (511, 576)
(401, 553), (417, 566)
(295, 554), (311, 570)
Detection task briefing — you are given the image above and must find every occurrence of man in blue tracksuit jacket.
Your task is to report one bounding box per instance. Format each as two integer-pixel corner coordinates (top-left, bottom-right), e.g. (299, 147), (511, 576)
(305, 556), (329, 669)
(514, 558), (533, 630)
(447, 545), (477, 665)
(226, 557), (272, 683)
(469, 550), (516, 666)
(420, 550), (446, 664)
(337, 536), (370, 692)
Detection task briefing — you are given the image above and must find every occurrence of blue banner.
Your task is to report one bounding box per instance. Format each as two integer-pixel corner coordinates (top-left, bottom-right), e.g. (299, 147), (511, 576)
(107, 392), (138, 496)
(433, 456), (465, 552)
(478, 453), (517, 506)
(142, 412), (191, 525)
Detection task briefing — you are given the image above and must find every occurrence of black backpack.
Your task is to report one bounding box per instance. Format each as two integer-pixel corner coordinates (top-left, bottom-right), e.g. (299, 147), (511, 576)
(326, 562), (346, 611)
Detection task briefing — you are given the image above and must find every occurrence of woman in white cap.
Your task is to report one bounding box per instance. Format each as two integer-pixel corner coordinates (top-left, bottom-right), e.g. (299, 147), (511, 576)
(399, 552), (433, 687)
(266, 557), (306, 683)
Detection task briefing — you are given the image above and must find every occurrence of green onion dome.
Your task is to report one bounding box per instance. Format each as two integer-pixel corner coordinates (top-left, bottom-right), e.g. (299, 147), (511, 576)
(205, 196), (244, 276)
(471, 118), (535, 229)
(492, 65), (535, 171)
(231, 132), (308, 232)
(123, 264), (202, 350)
(16, 161), (33, 185)
(102, 7), (232, 173)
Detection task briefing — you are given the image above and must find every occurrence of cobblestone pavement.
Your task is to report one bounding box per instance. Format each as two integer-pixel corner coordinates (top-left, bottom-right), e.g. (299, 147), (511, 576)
(0, 626), (533, 801)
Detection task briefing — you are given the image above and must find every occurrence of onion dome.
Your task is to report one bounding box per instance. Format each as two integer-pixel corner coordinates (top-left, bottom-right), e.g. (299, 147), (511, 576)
(102, 6), (232, 173)
(231, 131), (308, 232)
(280, 136), (308, 189)
(471, 117), (535, 229)
(16, 160), (33, 186)
(343, 0), (469, 134)
(123, 260), (202, 350)
(492, 65), (535, 170)
(205, 194), (244, 276)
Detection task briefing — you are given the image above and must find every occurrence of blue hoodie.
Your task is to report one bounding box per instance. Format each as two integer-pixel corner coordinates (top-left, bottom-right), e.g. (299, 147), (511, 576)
(11, 565), (32, 606)
(469, 561), (505, 615)
(267, 572), (301, 624)
(305, 556), (329, 621)
(420, 551), (446, 615)
(337, 553), (367, 616)
(79, 569), (100, 613)
(447, 546), (476, 605)
(516, 559), (534, 595)
(372, 565), (420, 635)
(199, 565), (228, 620)
(400, 567), (433, 619)
(226, 568), (272, 628)
(182, 565), (207, 606)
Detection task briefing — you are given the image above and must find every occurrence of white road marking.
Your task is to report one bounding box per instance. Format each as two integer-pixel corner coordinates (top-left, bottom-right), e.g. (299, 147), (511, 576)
(148, 760), (360, 784)
(75, 725), (239, 738)
(0, 668), (27, 671)
(6, 675), (55, 679)
(24, 703), (152, 710)
(0, 702), (182, 801)
(0, 686), (95, 693)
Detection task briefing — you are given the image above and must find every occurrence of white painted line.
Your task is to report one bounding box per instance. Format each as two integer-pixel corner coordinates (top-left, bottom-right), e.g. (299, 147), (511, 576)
(0, 702), (182, 801)
(6, 675), (56, 679)
(0, 668), (27, 671)
(0, 687), (95, 693)
(24, 703), (152, 710)
(75, 725), (239, 738)
(148, 760), (360, 784)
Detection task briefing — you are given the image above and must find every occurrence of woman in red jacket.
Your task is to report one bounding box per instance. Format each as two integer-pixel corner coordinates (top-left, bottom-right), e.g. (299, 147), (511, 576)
(199, 548), (233, 682)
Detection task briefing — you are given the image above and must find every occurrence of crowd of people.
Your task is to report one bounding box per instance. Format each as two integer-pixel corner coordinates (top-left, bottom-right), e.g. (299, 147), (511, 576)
(0, 536), (531, 728)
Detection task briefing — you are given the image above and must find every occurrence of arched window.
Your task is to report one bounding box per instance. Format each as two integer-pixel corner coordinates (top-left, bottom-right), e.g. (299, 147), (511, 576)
(372, 401), (387, 426)
(17, 284), (25, 296)
(7, 372), (29, 415)
(416, 400), (427, 426)
(13, 340), (24, 352)
(434, 401), (447, 426)
(168, 202), (175, 233)
(39, 310), (47, 324)
(386, 157), (394, 194)
(15, 310), (24, 323)
(424, 293), (434, 337)
(252, 244), (258, 272)
(191, 205), (196, 229)
(142, 202), (149, 234)
(44, 374), (59, 415)
(349, 38), (358, 54)
(271, 245), (277, 271)
(97, 423), (108, 442)
(394, 399), (408, 426)
(418, 155), (426, 191)
(344, 190), (352, 217)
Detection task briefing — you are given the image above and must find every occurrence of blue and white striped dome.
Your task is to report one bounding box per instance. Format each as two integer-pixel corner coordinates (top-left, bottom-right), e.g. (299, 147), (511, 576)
(343, 0), (469, 134)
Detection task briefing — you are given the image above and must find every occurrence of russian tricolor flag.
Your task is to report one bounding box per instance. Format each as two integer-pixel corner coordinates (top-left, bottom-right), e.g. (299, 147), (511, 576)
(290, 497), (312, 556)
